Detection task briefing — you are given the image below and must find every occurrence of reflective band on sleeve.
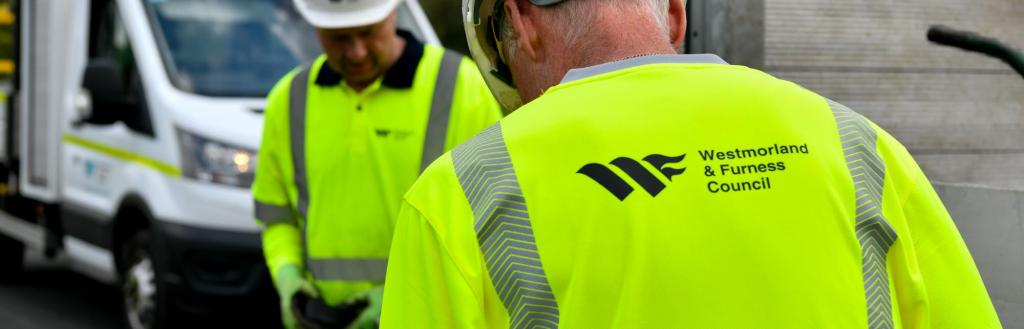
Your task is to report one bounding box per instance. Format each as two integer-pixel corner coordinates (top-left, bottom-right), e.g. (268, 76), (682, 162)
(306, 258), (388, 282)
(254, 200), (296, 225)
(451, 124), (560, 329)
(289, 68), (311, 220)
(829, 100), (898, 329)
(420, 50), (461, 173)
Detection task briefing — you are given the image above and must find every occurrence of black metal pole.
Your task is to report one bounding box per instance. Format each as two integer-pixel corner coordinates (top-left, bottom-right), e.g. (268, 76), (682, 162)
(928, 25), (1024, 79)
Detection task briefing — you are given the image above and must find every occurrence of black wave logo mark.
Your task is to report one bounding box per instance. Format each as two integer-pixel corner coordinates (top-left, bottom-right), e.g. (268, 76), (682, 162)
(577, 153), (686, 201)
(644, 153), (687, 181)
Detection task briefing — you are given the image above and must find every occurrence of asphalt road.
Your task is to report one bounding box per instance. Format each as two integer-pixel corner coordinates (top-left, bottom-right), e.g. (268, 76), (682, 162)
(0, 248), (282, 329)
(0, 250), (123, 329)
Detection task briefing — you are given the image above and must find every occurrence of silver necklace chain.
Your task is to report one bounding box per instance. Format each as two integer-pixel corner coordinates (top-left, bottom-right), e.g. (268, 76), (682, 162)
(617, 53), (662, 61)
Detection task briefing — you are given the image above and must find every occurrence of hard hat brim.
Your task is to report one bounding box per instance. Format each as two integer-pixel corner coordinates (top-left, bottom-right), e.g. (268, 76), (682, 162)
(464, 0), (524, 111)
(295, 0), (400, 29)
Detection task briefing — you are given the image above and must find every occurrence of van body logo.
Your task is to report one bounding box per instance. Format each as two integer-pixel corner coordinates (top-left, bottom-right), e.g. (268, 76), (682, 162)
(577, 153), (686, 201)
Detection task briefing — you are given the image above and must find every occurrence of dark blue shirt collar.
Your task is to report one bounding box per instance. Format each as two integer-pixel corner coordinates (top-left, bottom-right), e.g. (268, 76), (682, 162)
(315, 30), (424, 89)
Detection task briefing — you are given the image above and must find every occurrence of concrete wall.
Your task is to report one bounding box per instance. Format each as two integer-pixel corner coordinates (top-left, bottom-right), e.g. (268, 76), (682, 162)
(686, 0), (765, 67)
(687, 0), (1024, 189)
(936, 183), (1024, 327)
(761, 0), (1024, 189)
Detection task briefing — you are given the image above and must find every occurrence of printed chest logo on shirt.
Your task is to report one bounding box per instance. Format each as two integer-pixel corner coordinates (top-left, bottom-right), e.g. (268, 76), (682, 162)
(577, 153), (687, 201)
(374, 129), (413, 140)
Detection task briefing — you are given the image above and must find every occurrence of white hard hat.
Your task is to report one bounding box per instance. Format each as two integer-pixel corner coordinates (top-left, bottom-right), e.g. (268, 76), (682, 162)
(463, 0), (564, 111)
(294, 0), (401, 29)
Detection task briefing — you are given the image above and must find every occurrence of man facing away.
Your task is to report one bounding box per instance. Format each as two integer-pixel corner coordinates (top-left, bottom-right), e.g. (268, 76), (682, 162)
(379, 0), (1001, 328)
(252, 0), (503, 327)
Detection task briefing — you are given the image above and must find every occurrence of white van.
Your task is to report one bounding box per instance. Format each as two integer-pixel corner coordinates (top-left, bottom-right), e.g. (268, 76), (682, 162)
(0, 0), (439, 327)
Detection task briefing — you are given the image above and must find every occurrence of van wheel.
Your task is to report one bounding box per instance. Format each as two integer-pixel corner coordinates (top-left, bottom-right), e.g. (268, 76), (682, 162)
(120, 231), (168, 329)
(0, 234), (24, 281)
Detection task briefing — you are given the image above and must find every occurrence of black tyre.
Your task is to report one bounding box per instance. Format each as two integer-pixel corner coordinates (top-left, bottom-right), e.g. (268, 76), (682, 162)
(0, 234), (24, 282)
(120, 231), (175, 329)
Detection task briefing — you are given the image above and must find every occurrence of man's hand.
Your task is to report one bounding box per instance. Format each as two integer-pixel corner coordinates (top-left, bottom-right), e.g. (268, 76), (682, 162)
(275, 264), (318, 329)
(346, 286), (384, 329)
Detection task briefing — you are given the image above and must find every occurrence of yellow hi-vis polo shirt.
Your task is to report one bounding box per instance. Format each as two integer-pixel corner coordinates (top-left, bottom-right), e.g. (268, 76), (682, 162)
(380, 55), (1000, 328)
(252, 33), (502, 306)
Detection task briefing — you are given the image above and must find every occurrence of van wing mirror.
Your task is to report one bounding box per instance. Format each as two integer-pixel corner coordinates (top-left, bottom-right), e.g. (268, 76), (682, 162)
(80, 58), (125, 125)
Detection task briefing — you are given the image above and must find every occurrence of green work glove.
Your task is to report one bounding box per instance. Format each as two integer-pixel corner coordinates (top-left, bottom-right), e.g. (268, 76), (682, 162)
(346, 286), (384, 329)
(275, 264), (318, 329)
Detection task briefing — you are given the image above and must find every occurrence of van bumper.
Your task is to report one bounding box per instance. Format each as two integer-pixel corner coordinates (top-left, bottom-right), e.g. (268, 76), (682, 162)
(153, 220), (277, 317)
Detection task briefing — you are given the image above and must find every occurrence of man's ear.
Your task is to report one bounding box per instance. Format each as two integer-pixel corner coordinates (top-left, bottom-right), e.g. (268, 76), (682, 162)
(668, 0), (686, 50)
(505, 0), (541, 61)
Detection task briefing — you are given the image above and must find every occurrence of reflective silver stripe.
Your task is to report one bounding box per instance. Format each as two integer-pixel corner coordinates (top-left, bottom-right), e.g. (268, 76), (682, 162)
(289, 68), (311, 220)
(420, 50), (461, 173)
(290, 68), (312, 264)
(829, 99), (898, 329)
(254, 200), (295, 225)
(306, 258), (388, 282)
(452, 124), (560, 329)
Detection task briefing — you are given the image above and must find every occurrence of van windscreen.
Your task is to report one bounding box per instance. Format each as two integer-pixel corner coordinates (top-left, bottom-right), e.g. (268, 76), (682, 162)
(144, 0), (321, 97)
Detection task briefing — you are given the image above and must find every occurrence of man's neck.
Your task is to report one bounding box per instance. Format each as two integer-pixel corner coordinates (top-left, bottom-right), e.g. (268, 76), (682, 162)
(518, 6), (678, 103)
(581, 20), (675, 66)
(562, 9), (676, 77)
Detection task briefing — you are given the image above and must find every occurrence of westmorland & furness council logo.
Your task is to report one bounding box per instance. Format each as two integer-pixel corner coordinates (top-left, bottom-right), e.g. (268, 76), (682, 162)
(577, 153), (686, 201)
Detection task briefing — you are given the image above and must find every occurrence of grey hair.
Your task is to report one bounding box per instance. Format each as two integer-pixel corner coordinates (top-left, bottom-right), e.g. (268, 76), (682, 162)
(500, 0), (671, 62)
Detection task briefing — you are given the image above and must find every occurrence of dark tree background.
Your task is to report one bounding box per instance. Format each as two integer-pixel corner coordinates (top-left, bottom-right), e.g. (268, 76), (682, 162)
(421, 0), (472, 56)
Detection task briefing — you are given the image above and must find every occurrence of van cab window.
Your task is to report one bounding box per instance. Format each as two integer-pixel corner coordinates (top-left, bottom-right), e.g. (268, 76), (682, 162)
(90, 2), (132, 83)
(144, 0), (320, 97)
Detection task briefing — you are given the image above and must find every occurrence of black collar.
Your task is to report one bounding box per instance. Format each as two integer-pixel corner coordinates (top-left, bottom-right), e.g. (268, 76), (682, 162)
(315, 30), (424, 89)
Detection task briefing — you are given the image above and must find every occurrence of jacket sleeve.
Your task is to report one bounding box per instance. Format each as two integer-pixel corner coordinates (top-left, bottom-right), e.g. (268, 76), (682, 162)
(262, 223), (304, 281)
(253, 70), (305, 280)
(900, 171), (1002, 328)
(380, 200), (487, 329)
(443, 56), (505, 151)
(871, 123), (1001, 327)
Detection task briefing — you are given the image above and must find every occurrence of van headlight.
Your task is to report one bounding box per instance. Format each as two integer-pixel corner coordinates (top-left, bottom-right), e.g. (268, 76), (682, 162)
(177, 129), (257, 187)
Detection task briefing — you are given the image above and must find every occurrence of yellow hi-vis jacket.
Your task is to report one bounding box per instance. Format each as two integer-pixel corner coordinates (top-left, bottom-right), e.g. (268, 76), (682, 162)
(252, 36), (503, 306)
(380, 55), (1000, 328)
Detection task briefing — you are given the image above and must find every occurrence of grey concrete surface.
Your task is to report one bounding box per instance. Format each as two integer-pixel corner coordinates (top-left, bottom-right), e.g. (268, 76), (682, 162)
(919, 153), (1024, 191)
(763, 0), (1024, 163)
(936, 183), (1024, 328)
